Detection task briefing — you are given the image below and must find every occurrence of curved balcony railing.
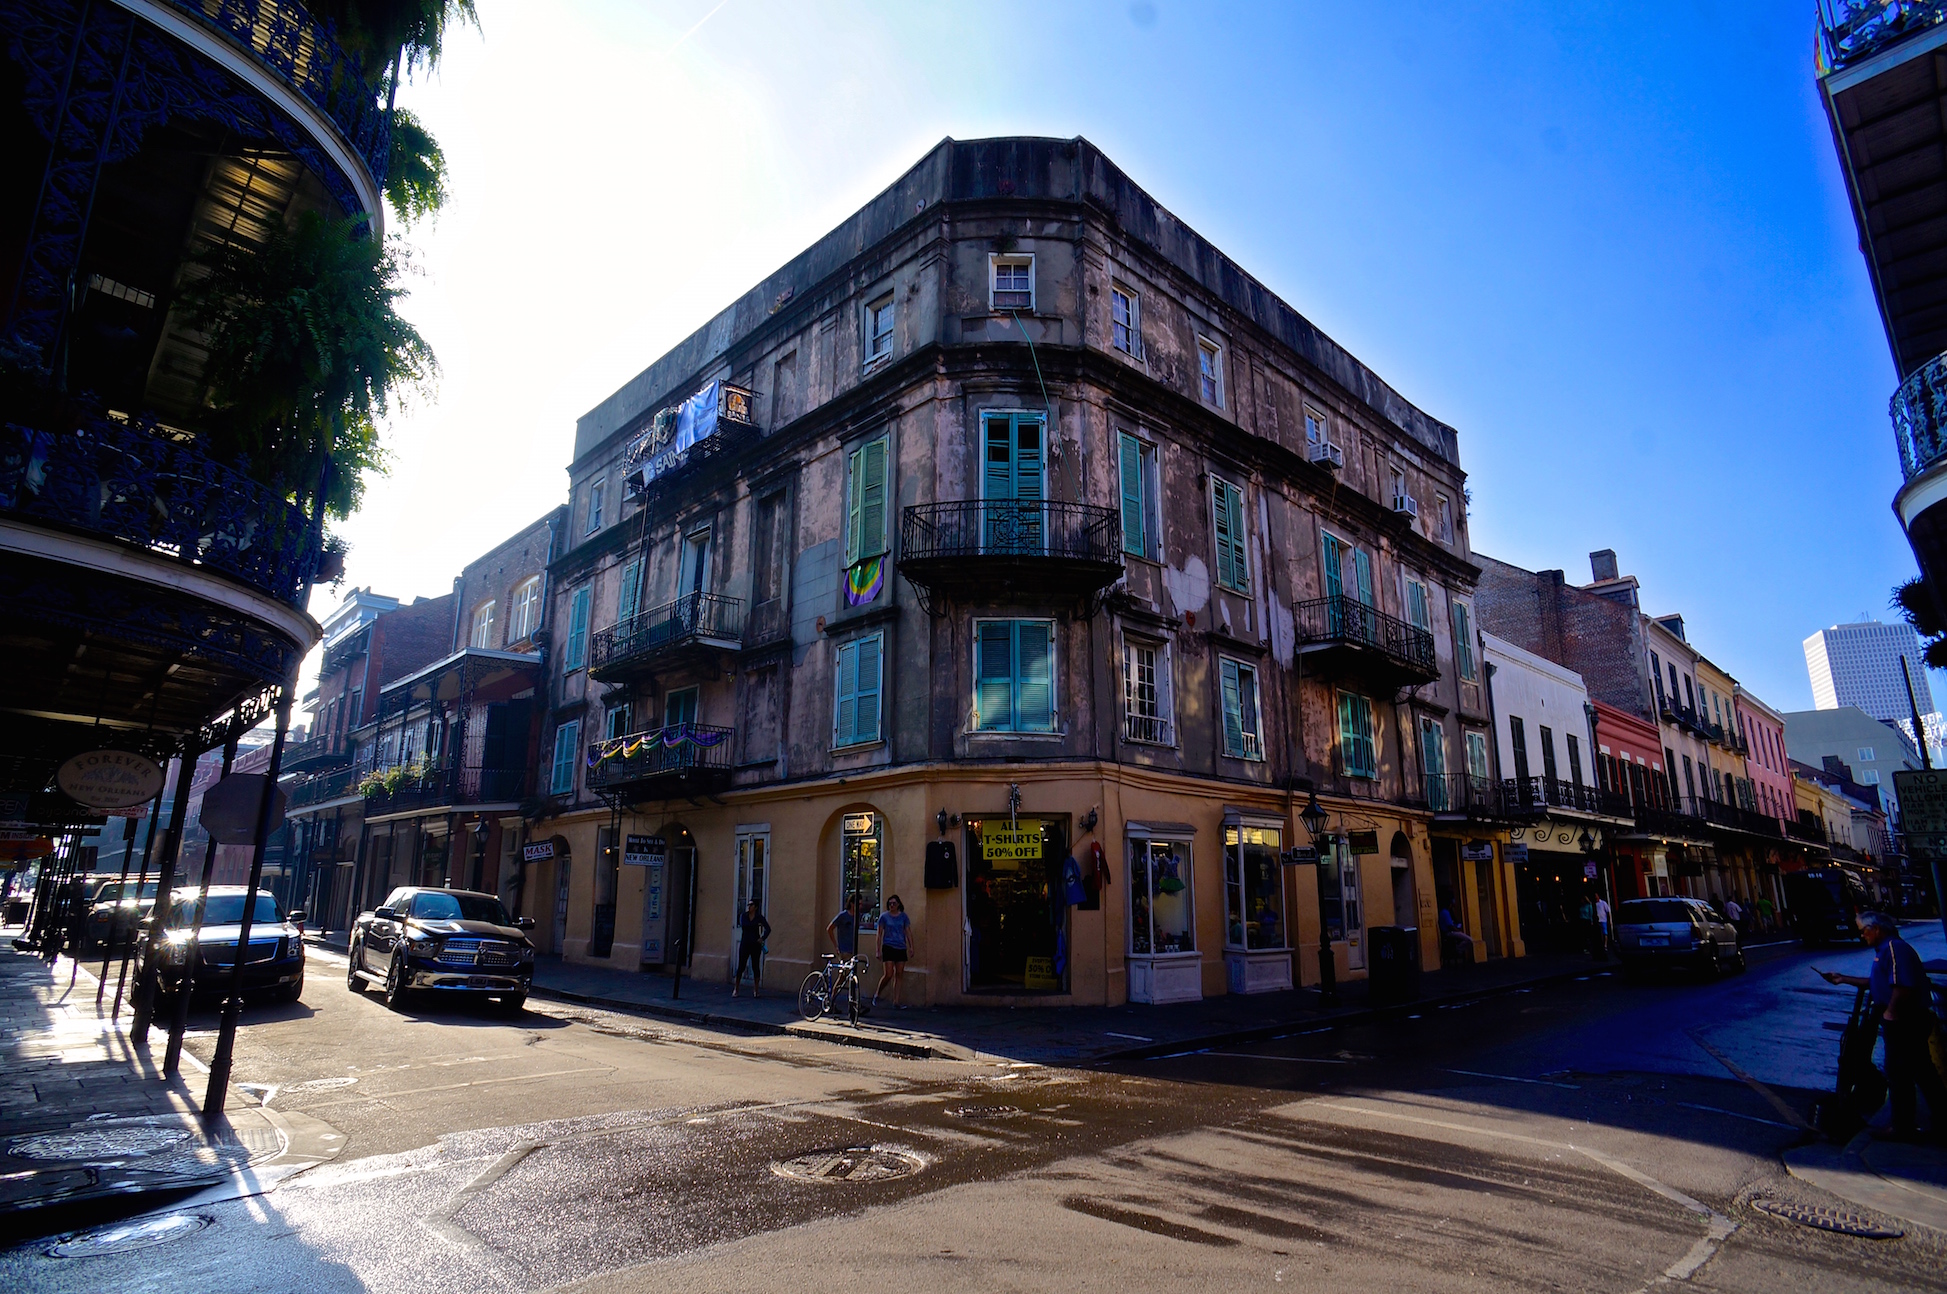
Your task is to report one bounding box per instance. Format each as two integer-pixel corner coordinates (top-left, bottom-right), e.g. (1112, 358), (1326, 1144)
(1292, 594), (1437, 679)
(900, 499), (1122, 564)
(0, 411), (318, 607)
(590, 592), (745, 679)
(1818, 0), (1947, 74)
(1892, 350), (1947, 481)
(168, 0), (391, 187)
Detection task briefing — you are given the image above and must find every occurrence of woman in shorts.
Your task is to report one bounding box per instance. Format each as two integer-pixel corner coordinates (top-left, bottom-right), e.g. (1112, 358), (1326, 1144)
(873, 894), (912, 1008)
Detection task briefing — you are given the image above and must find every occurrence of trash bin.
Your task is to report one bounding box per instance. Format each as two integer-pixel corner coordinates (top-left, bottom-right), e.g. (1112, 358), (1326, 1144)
(1367, 925), (1421, 1005)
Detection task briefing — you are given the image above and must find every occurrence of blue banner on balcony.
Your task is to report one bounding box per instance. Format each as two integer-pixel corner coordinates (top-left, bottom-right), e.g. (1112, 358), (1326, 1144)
(633, 381), (721, 489)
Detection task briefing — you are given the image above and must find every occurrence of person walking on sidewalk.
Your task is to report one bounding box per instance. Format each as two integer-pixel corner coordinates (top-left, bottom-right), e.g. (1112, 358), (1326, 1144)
(873, 894), (911, 1009)
(1593, 893), (1613, 961)
(1821, 911), (1946, 1143)
(731, 900), (770, 998)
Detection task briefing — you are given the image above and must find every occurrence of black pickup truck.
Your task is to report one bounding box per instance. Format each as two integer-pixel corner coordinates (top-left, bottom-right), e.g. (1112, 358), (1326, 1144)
(348, 887), (536, 1013)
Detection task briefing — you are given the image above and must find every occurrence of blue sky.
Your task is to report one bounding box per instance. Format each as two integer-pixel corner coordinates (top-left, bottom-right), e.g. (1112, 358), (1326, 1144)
(333, 1), (1908, 713)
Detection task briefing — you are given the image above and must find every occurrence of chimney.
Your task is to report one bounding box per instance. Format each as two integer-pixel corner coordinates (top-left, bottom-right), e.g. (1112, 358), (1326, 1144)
(1590, 549), (1619, 583)
(1822, 754), (1850, 781)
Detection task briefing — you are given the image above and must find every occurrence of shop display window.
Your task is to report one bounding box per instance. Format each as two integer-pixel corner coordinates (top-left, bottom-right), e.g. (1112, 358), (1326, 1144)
(1129, 837), (1194, 955)
(1224, 824), (1285, 949)
(840, 812), (883, 928)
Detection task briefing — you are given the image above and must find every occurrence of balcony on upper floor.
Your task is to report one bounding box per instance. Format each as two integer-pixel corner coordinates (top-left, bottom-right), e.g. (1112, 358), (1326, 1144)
(1818, 0), (1947, 74)
(289, 765), (363, 811)
(1894, 352), (1947, 484)
(622, 382), (760, 505)
(1291, 595), (1438, 690)
(1423, 772), (1518, 821)
(358, 760), (526, 818)
(585, 724), (734, 803)
(283, 732), (352, 774)
(1502, 776), (1634, 823)
(590, 592), (746, 683)
(897, 500), (1123, 615)
(1623, 802), (1711, 843)
(1785, 814), (1830, 846)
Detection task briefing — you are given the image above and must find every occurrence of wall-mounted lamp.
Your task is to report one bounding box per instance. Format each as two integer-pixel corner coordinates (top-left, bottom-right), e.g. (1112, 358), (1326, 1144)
(936, 809), (960, 837)
(1577, 829), (1597, 856)
(1079, 808), (1099, 834)
(1299, 792), (1329, 842)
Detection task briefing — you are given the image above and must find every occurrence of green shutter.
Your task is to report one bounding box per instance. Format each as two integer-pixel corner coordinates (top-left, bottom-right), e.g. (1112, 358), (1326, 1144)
(618, 560), (641, 625)
(1407, 580), (1429, 631)
(1014, 418), (1043, 503)
(845, 444), (864, 564)
(1119, 433), (1145, 557)
(1235, 662), (1259, 755)
(1016, 622), (1053, 731)
(834, 641), (857, 745)
(982, 415), (1013, 502)
(976, 622), (1014, 730)
(854, 634), (883, 742)
(1220, 658), (1244, 756)
(1323, 532), (1343, 599)
(565, 587), (591, 670)
(1452, 602), (1475, 680)
(1353, 548), (1373, 607)
(552, 721), (579, 795)
(1213, 479), (1247, 592)
(858, 437), (888, 560)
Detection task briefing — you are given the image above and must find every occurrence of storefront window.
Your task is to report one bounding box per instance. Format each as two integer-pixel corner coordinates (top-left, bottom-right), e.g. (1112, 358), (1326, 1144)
(1224, 825), (1284, 949)
(1129, 837), (1194, 955)
(840, 812), (882, 928)
(965, 816), (1069, 992)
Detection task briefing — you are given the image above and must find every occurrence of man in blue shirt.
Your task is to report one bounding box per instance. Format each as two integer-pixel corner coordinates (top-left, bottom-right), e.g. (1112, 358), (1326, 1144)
(1822, 912), (1944, 1142)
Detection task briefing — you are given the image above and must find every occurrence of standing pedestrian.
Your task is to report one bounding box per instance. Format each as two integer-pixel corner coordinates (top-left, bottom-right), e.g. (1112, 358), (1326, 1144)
(1724, 895), (1744, 939)
(731, 899), (770, 998)
(1820, 912), (1946, 1143)
(1593, 892), (1613, 960)
(1578, 891), (1597, 958)
(873, 894), (911, 1009)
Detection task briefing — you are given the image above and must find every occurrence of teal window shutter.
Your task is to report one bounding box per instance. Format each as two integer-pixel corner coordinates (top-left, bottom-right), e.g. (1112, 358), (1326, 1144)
(1220, 658), (1244, 756)
(1014, 418), (1043, 503)
(834, 640), (858, 745)
(1353, 548), (1374, 607)
(854, 634), (883, 742)
(1016, 622), (1053, 731)
(1212, 481), (1236, 590)
(976, 622), (1015, 731)
(551, 721), (579, 795)
(1119, 433), (1145, 557)
(618, 559), (641, 625)
(1339, 693), (1375, 777)
(1323, 532), (1343, 599)
(1452, 601), (1476, 680)
(858, 437), (888, 560)
(565, 587), (591, 670)
(982, 414), (1014, 501)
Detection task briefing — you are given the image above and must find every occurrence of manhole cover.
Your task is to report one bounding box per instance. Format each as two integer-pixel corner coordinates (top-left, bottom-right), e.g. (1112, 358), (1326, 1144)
(946, 1104), (1021, 1119)
(12, 1125), (193, 1162)
(1749, 1198), (1904, 1239)
(772, 1144), (923, 1183)
(48, 1212), (212, 1258)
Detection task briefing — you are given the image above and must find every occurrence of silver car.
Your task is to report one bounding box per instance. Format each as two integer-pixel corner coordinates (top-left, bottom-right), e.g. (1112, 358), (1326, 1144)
(1615, 897), (1744, 977)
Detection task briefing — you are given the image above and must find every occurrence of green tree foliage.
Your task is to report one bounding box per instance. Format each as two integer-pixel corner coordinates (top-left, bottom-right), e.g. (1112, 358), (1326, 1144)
(180, 212), (435, 520)
(385, 108), (448, 228)
(1893, 578), (1947, 670)
(316, 0), (480, 76)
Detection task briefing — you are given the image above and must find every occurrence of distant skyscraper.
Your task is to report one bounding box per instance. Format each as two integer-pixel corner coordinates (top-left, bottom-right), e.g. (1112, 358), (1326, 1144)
(1803, 620), (1934, 722)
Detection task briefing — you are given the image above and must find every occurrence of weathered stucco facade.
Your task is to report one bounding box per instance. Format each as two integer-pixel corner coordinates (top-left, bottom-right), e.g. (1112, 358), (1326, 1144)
(530, 137), (1491, 1006)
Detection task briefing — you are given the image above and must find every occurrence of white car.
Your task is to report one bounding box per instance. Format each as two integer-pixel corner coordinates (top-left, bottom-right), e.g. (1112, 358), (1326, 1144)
(1615, 897), (1744, 977)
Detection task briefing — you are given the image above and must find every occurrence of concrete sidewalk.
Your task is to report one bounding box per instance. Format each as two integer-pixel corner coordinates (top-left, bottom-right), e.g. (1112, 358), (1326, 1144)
(0, 933), (326, 1242)
(308, 928), (1638, 1065)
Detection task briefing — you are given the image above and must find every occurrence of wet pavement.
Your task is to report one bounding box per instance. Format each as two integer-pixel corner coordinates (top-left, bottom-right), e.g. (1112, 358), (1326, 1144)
(2, 927), (1944, 1291)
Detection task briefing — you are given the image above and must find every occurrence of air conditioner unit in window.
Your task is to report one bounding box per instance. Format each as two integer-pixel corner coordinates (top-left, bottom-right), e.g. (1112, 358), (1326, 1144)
(1309, 441), (1344, 469)
(1392, 494), (1419, 520)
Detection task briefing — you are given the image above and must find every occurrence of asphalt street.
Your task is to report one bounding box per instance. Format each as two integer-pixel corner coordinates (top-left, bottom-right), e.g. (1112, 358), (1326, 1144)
(4, 932), (1943, 1293)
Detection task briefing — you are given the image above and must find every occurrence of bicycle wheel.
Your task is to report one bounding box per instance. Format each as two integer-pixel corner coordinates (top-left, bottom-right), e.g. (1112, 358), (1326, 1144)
(798, 971), (830, 1021)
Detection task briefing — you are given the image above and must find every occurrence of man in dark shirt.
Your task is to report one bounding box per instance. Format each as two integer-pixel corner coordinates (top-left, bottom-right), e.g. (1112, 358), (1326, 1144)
(1823, 912), (1944, 1142)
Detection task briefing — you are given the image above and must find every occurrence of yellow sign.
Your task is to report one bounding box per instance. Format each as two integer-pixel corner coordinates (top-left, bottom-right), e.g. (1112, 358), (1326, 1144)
(1023, 956), (1059, 990)
(980, 821), (1042, 869)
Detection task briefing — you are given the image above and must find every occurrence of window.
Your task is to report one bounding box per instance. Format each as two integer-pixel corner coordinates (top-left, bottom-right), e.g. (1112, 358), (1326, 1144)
(1118, 432), (1160, 560)
(679, 528), (711, 598)
(975, 620), (1056, 733)
(1567, 734), (1584, 787)
(604, 702), (630, 740)
(1421, 718), (1448, 810)
(507, 577), (541, 645)
(1304, 406), (1328, 446)
(1650, 651), (1664, 703)
(1197, 338), (1223, 405)
(1682, 675), (1696, 713)
(563, 586), (591, 671)
(1858, 746), (1876, 763)
(840, 812), (883, 928)
(1539, 725), (1558, 782)
(1224, 823), (1285, 950)
(1510, 715), (1531, 783)
(1861, 768), (1881, 785)
(470, 601), (497, 650)
(833, 633), (885, 748)
(991, 256), (1034, 311)
(1465, 730), (1490, 781)
(1451, 600), (1476, 681)
(549, 721), (580, 796)
(585, 479), (604, 535)
(1122, 637), (1173, 744)
(1436, 494), (1454, 544)
(1129, 836), (1193, 954)
(1337, 690), (1376, 777)
(1322, 532), (1373, 611)
(1404, 578), (1431, 632)
(617, 558), (643, 627)
(1211, 476), (1249, 593)
(735, 829), (768, 926)
(1110, 284), (1140, 355)
(1220, 659), (1264, 760)
(1390, 466), (1407, 508)
(1682, 755), (1696, 799)
(846, 435), (890, 566)
(864, 294), (894, 365)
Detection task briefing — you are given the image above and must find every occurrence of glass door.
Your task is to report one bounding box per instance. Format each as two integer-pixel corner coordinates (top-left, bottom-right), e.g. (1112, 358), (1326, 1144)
(734, 828), (769, 942)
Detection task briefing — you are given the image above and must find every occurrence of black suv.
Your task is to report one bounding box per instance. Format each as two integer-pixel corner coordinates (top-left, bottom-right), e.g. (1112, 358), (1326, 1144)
(154, 886), (307, 1002)
(349, 887), (535, 1013)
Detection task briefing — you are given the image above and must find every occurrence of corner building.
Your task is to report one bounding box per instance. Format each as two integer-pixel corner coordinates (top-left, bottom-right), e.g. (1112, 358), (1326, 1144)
(534, 138), (1487, 1006)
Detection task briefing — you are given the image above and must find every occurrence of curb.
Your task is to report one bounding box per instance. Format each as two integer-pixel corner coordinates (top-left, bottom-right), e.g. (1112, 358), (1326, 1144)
(525, 983), (943, 1060)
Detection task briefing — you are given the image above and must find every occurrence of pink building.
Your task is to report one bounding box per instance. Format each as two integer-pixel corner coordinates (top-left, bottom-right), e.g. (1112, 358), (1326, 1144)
(1735, 692), (1794, 826)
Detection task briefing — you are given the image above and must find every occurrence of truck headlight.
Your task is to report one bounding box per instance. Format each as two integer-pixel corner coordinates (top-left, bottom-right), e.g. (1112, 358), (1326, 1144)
(406, 936), (439, 956)
(160, 937), (190, 966)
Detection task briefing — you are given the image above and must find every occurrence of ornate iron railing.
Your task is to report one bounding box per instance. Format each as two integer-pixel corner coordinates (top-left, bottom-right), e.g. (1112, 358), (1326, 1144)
(361, 762), (525, 813)
(1292, 595), (1438, 677)
(0, 412), (318, 606)
(1503, 776), (1633, 818)
(1893, 350), (1947, 481)
(591, 592), (745, 673)
(900, 499), (1122, 565)
(1423, 772), (1506, 817)
(585, 724), (734, 793)
(168, 0), (390, 187)
(289, 765), (361, 809)
(1630, 803), (1710, 840)
(1785, 814), (1829, 844)
(1818, 0), (1947, 74)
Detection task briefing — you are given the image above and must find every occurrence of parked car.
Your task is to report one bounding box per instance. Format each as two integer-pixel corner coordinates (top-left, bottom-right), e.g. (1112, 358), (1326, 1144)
(348, 887), (535, 1013)
(1615, 897), (1745, 977)
(82, 878), (160, 953)
(153, 886), (307, 1002)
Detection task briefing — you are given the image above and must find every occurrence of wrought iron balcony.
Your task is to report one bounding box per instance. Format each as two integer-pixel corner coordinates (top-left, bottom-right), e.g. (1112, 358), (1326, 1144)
(359, 762), (526, 815)
(898, 500), (1123, 613)
(289, 765), (362, 810)
(1, 409), (319, 606)
(590, 592), (745, 682)
(585, 724), (734, 802)
(1424, 772), (1513, 819)
(1292, 595), (1438, 688)
(1627, 803), (1710, 841)
(1818, 0), (1947, 74)
(1502, 776), (1634, 820)
(283, 732), (351, 773)
(1677, 795), (1783, 839)
(1786, 815), (1830, 845)
(1893, 350), (1947, 481)
(167, 0), (391, 187)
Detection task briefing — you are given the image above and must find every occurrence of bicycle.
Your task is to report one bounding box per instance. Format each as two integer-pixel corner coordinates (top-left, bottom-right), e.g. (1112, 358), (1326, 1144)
(799, 952), (869, 1026)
